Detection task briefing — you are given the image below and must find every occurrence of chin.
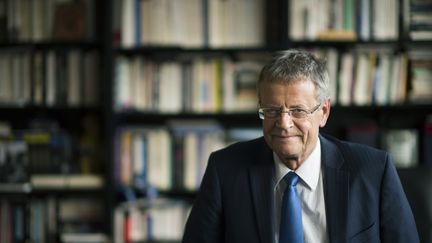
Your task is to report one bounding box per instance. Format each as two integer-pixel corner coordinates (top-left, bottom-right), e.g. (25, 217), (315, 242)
(275, 147), (301, 160)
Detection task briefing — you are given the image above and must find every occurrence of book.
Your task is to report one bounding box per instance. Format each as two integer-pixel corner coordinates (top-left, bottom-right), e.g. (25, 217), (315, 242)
(168, 120), (225, 191)
(383, 129), (419, 168)
(114, 198), (191, 241)
(30, 174), (104, 189)
(53, 0), (87, 41)
(61, 233), (109, 243)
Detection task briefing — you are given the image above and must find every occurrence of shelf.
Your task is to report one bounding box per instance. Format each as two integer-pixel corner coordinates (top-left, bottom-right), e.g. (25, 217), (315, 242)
(112, 40), (432, 54)
(0, 105), (101, 112)
(0, 41), (102, 49)
(0, 182), (104, 196)
(0, 183), (32, 193)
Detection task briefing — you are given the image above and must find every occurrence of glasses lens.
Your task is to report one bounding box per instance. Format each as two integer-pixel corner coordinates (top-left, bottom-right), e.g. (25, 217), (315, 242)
(258, 110), (265, 119)
(291, 110), (307, 119)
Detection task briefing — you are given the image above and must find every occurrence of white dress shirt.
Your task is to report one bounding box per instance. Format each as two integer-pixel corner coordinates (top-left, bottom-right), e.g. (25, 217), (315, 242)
(273, 139), (329, 243)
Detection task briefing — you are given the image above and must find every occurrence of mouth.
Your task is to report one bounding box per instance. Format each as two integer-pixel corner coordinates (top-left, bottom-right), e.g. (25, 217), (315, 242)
(272, 134), (301, 140)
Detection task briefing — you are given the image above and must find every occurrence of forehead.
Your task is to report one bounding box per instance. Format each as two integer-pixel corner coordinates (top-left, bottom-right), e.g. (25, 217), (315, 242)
(259, 79), (317, 104)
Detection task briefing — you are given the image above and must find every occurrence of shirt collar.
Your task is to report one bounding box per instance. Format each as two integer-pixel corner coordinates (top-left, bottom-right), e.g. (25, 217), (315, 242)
(274, 139), (322, 191)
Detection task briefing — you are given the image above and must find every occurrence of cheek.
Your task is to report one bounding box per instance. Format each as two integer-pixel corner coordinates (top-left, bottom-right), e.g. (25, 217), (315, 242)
(262, 120), (274, 138)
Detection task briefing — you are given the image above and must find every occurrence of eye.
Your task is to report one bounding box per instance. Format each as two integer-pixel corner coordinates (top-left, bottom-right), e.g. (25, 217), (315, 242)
(290, 108), (308, 118)
(265, 108), (280, 116)
(264, 108), (280, 117)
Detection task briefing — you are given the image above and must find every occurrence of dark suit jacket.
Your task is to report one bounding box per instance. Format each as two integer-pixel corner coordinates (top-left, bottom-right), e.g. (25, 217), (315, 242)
(182, 134), (419, 243)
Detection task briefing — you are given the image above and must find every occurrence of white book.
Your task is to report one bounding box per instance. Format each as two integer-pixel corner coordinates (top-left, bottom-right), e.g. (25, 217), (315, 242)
(184, 133), (198, 191)
(384, 129), (419, 168)
(389, 0), (399, 39)
(289, 0), (306, 40)
(159, 63), (182, 113)
(379, 54), (391, 105)
(147, 129), (172, 190)
(129, 205), (147, 241)
(208, 0), (225, 47)
(128, 56), (139, 110)
(115, 57), (130, 109)
(326, 49), (339, 103)
(21, 52), (31, 105)
(338, 52), (354, 106)
(0, 53), (11, 103)
(315, 0), (330, 40)
(140, 0), (151, 45)
(46, 51), (56, 106)
(159, 129), (172, 190)
(359, 0), (370, 40)
(67, 50), (81, 106)
(326, 0), (344, 31)
(353, 53), (370, 105)
(33, 52), (44, 105)
(134, 57), (146, 111)
(191, 58), (203, 112)
(143, 61), (155, 111)
(121, 0), (135, 47)
(61, 233), (109, 243)
(114, 206), (125, 243)
(67, 174), (104, 188)
(388, 55), (401, 104)
(222, 58), (235, 112)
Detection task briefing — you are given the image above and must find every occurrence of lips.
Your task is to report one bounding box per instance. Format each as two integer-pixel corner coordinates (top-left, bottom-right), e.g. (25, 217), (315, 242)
(272, 134), (301, 141)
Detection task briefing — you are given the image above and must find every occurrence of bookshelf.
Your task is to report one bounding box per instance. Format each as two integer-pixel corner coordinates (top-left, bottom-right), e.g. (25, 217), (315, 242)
(108, 0), (432, 242)
(0, 0), (109, 242)
(1, 0), (431, 242)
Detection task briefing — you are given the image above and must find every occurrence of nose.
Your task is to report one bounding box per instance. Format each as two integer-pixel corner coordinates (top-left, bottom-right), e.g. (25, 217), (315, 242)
(275, 112), (294, 128)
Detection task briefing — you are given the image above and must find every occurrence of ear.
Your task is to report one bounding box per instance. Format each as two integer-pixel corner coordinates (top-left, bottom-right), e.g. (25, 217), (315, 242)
(319, 98), (331, 128)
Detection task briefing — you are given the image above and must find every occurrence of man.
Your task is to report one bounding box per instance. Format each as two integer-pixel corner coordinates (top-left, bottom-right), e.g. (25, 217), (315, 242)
(182, 50), (419, 243)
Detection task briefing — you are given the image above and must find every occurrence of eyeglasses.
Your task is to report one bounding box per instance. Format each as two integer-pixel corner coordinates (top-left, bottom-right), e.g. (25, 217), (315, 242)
(258, 103), (322, 120)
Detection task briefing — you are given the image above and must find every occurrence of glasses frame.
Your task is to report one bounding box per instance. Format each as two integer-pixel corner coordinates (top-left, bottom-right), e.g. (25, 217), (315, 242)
(258, 102), (322, 120)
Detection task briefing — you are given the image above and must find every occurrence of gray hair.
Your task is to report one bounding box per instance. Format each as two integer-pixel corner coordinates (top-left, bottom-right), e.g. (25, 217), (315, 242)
(258, 49), (330, 103)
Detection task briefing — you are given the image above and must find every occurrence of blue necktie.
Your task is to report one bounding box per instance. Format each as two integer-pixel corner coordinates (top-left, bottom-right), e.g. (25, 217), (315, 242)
(279, 172), (304, 243)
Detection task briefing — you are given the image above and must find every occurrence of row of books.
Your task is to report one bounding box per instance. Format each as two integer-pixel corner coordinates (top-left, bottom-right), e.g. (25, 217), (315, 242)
(114, 48), (430, 113)
(114, 121), (229, 191)
(115, 118), (432, 193)
(408, 50), (432, 103)
(0, 0), (95, 42)
(346, 116), (432, 168)
(404, 0), (432, 40)
(115, 0), (265, 48)
(289, 0), (399, 41)
(338, 49), (408, 106)
(0, 198), (106, 243)
(0, 117), (102, 185)
(114, 198), (190, 242)
(114, 54), (267, 113)
(0, 49), (99, 107)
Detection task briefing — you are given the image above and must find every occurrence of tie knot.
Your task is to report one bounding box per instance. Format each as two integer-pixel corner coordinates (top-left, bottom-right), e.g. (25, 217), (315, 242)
(284, 172), (299, 187)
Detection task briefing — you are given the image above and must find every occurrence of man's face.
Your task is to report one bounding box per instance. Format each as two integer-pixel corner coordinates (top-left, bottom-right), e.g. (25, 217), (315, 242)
(259, 80), (330, 169)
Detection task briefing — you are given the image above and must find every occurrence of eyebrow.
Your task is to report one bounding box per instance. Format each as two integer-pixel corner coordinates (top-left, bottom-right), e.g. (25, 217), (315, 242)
(260, 104), (306, 109)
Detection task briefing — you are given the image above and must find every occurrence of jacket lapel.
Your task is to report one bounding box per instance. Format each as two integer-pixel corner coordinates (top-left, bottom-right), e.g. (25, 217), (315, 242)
(320, 135), (349, 243)
(249, 138), (275, 243)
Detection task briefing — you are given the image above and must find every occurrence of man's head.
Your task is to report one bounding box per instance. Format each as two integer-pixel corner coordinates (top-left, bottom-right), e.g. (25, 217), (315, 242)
(257, 50), (331, 170)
